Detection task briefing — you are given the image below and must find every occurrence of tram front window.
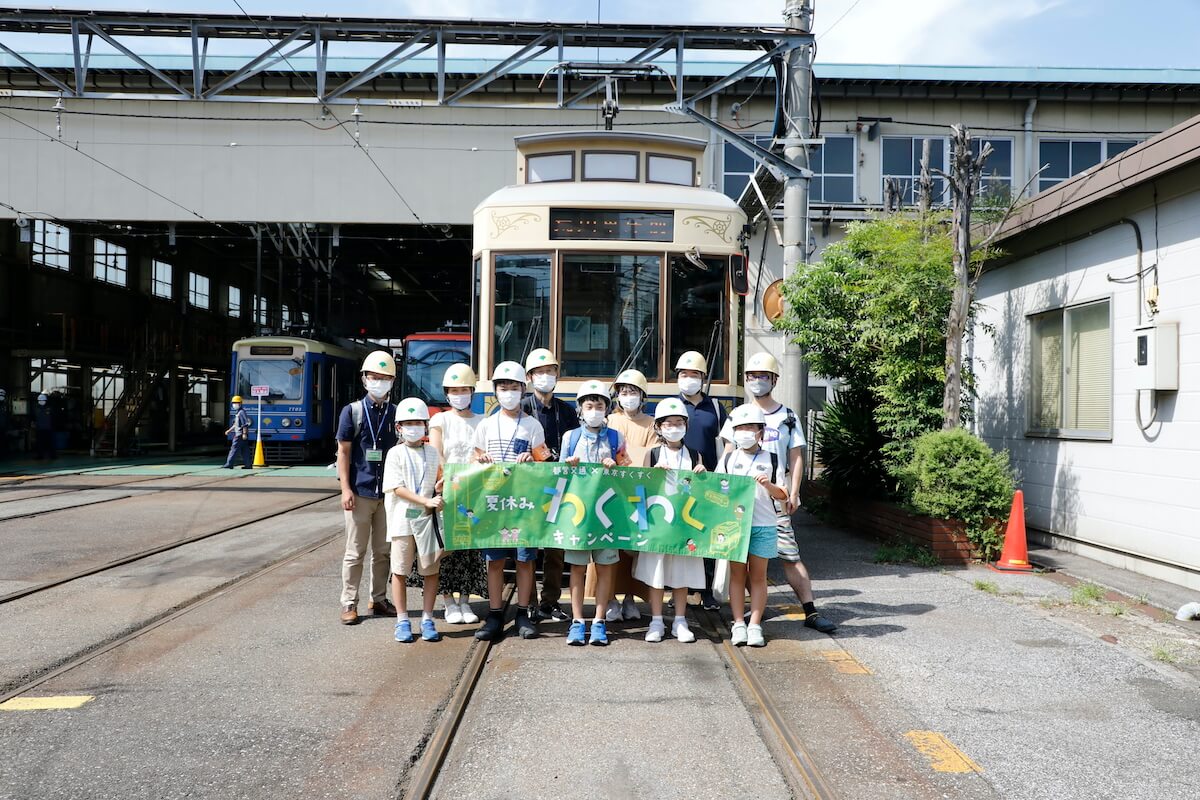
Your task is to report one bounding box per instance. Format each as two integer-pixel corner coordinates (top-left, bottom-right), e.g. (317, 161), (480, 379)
(236, 358), (303, 400)
(668, 255), (727, 381)
(561, 253), (660, 378)
(493, 253), (551, 366)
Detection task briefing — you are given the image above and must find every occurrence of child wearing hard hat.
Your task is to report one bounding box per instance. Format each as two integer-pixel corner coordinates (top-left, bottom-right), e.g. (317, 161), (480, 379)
(221, 395), (253, 469)
(635, 397), (706, 644)
(383, 398), (444, 643)
(472, 360), (549, 642)
(717, 403), (789, 648)
(560, 380), (632, 647)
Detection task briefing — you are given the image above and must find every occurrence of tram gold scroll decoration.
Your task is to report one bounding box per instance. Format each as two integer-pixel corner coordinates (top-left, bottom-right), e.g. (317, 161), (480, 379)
(681, 213), (734, 242)
(490, 210), (542, 238)
(443, 462), (755, 562)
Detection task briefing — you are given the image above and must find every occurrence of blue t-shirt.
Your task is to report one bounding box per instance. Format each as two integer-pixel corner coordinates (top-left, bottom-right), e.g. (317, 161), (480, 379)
(680, 394), (727, 471)
(336, 396), (397, 499)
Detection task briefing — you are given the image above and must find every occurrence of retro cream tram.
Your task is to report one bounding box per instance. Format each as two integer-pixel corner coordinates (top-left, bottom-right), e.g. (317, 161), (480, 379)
(472, 130), (749, 405)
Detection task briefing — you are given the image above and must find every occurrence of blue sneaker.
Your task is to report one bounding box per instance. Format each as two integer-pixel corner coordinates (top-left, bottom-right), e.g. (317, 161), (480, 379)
(566, 620), (586, 646)
(394, 619), (414, 643)
(421, 618), (441, 642)
(588, 620), (609, 646)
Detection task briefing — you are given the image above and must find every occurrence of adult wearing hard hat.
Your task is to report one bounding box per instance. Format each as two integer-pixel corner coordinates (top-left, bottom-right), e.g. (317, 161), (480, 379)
(221, 395), (253, 469)
(674, 350), (728, 610)
(336, 350), (401, 625)
(519, 348), (576, 622)
(33, 393), (55, 460)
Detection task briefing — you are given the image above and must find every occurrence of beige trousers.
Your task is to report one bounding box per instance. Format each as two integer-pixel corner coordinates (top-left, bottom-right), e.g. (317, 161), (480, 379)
(340, 495), (390, 606)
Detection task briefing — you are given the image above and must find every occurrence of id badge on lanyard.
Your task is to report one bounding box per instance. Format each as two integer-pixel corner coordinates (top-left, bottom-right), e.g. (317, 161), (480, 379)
(365, 448), (383, 463)
(362, 399), (391, 466)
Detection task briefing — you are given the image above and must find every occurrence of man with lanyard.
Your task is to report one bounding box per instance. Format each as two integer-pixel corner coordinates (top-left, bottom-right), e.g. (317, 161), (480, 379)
(221, 395), (252, 469)
(520, 347), (576, 622)
(674, 350), (728, 610)
(336, 350), (400, 625)
(720, 353), (837, 634)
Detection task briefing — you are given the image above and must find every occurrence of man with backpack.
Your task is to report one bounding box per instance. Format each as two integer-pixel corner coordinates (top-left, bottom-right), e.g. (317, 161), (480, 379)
(720, 353), (837, 634)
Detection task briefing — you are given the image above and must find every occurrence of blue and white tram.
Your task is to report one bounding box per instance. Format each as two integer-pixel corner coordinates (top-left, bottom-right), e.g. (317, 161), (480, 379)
(472, 130), (749, 409)
(229, 336), (367, 462)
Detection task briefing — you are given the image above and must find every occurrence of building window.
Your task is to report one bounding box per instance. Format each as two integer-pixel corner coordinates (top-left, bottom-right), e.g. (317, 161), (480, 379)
(151, 260), (173, 299)
(255, 295), (269, 326)
(32, 220), (70, 270)
(809, 135), (857, 203)
(493, 253), (551, 367)
(1028, 300), (1111, 438)
(882, 136), (948, 206)
(582, 151), (638, 181)
(188, 273), (210, 309)
(227, 286), (241, 318)
(92, 238), (128, 286)
(281, 304), (291, 327)
(1038, 139), (1140, 192)
(560, 253), (660, 378)
(647, 154), (695, 186)
(722, 136), (767, 199)
(526, 153), (574, 183)
(971, 138), (1014, 200)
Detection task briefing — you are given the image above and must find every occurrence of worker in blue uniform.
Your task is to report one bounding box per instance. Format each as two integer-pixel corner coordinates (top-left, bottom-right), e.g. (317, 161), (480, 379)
(222, 395), (253, 469)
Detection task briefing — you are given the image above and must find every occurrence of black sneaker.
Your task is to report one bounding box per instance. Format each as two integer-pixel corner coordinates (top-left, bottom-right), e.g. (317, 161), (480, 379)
(700, 590), (720, 611)
(514, 609), (539, 639)
(804, 613), (837, 634)
(474, 610), (505, 642)
(537, 603), (569, 622)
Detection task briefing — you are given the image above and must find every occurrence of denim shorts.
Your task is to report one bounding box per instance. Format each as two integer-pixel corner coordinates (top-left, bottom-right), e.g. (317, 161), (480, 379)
(483, 547), (538, 563)
(748, 526), (778, 560)
(563, 548), (620, 567)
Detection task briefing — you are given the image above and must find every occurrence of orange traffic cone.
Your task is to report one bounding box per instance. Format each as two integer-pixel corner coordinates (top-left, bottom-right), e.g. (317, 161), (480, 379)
(989, 490), (1033, 572)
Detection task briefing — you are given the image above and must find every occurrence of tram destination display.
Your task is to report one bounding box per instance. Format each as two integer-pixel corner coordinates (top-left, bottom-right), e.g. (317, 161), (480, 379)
(549, 208), (673, 241)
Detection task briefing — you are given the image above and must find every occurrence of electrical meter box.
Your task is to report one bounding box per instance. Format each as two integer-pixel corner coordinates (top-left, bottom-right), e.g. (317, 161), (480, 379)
(1133, 322), (1178, 391)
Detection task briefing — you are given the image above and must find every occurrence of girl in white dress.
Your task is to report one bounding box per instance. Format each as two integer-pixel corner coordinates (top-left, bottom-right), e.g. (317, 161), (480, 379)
(426, 364), (485, 624)
(633, 397), (706, 643)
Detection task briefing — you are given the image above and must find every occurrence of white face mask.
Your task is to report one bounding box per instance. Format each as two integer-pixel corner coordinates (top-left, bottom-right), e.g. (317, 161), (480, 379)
(496, 390), (522, 411)
(447, 393), (472, 411)
(618, 394), (641, 412)
(231, 403), (241, 411)
(678, 376), (702, 396)
(745, 378), (773, 397)
(364, 378), (392, 400)
(531, 373), (557, 393)
(659, 424), (686, 443)
(582, 409), (607, 429)
(733, 430), (759, 450)
(37, 399), (47, 406)
(400, 424), (426, 443)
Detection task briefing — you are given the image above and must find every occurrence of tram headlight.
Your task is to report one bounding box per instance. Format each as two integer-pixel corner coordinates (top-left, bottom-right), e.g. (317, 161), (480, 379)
(293, 418), (303, 428)
(281, 418), (291, 427)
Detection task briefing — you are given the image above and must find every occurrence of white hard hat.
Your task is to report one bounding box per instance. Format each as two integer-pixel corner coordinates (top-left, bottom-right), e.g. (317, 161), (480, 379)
(576, 379), (610, 405)
(395, 397), (431, 422)
(729, 403), (766, 426)
(674, 351), (708, 374)
(745, 352), (782, 376)
(442, 363), (477, 389)
(613, 369), (649, 394)
(361, 350), (397, 377)
(37, 393), (49, 402)
(524, 348), (559, 372)
(491, 361), (528, 385)
(0, 388), (7, 399)
(653, 397), (689, 421)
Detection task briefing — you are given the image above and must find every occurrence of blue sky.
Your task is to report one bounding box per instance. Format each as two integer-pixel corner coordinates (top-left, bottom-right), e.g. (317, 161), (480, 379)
(5, 0), (1199, 68)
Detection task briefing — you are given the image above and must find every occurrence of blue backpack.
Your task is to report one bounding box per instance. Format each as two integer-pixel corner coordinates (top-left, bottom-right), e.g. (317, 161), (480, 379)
(565, 426), (620, 461)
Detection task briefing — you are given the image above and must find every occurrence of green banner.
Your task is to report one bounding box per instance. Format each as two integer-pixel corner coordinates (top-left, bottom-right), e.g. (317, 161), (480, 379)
(443, 461), (756, 562)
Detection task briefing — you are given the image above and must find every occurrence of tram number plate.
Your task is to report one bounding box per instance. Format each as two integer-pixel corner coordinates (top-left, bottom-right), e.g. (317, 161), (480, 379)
(250, 385), (271, 398)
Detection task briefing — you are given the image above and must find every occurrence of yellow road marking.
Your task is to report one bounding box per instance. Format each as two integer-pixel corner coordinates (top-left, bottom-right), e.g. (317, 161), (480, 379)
(819, 650), (872, 674)
(0, 695), (95, 711)
(904, 731), (983, 773)
(771, 603), (808, 621)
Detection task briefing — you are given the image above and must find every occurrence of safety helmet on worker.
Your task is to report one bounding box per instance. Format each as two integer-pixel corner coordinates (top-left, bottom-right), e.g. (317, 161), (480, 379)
(231, 395), (243, 404)
(653, 397), (690, 422)
(613, 369), (649, 395)
(442, 363), (477, 388)
(744, 352), (782, 376)
(674, 351), (708, 375)
(576, 379), (610, 407)
(524, 348), (559, 372)
(729, 403), (767, 427)
(491, 361), (528, 386)
(360, 350), (396, 377)
(395, 397), (431, 422)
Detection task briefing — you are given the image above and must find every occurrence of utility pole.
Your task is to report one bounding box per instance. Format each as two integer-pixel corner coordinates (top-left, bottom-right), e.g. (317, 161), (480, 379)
(780, 0), (813, 420)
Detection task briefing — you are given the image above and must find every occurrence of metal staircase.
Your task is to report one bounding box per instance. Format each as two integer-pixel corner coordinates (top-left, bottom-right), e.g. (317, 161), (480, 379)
(94, 335), (169, 457)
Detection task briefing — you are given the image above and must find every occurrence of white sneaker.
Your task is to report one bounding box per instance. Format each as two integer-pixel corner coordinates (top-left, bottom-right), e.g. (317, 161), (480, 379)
(672, 617), (696, 643)
(747, 623), (766, 647)
(605, 600), (623, 622)
(443, 602), (464, 625)
(458, 602), (479, 624)
(645, 619), (666, 643)
(622, 596), (641, 620)
(730, 621), (748, 646)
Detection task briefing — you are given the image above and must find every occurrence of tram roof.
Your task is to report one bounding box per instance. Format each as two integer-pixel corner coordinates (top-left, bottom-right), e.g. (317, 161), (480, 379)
(232, 336), (365, 360)
(514, 131), (707, 151)
(474, 181), (743, 215)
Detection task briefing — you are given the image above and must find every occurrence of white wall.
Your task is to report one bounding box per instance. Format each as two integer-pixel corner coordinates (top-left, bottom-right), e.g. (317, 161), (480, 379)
(972, 187), (1200, 589)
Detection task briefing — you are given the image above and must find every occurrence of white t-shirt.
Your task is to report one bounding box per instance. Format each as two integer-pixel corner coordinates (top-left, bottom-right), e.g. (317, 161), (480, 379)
(382, 443), (441, 541)
(720, 402), (806, 476)
(430, 410), (482, 465)
(648, 443), (694, 471)
(716, 447), (781, 528)
(472, 411), (545, 463)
